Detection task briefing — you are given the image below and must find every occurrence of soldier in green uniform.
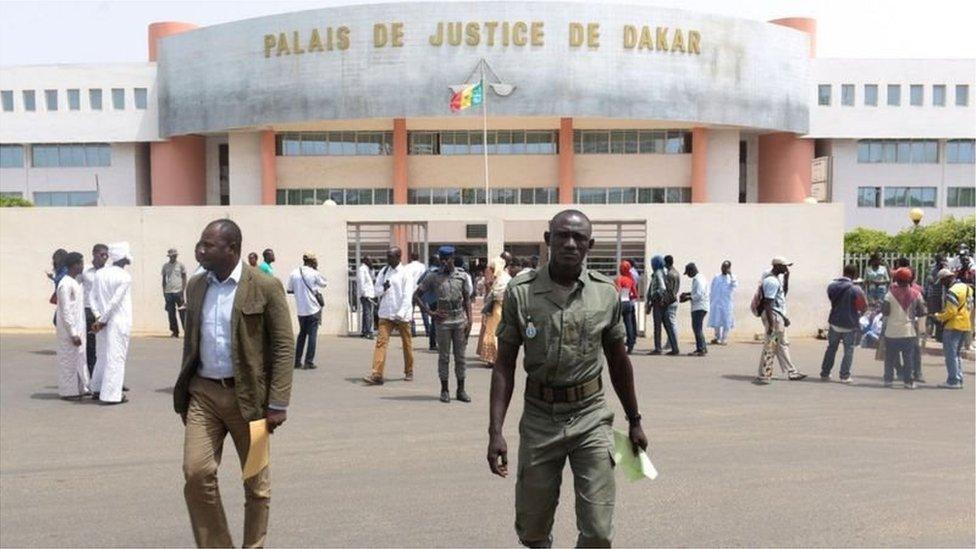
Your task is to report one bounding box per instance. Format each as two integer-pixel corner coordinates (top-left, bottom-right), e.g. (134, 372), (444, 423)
(487, 209), (648, 548)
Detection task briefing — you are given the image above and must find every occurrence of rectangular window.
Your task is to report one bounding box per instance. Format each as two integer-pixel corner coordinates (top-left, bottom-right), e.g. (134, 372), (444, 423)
(884, 187), (937, 208)
(887, 84), (901, 106)
(89, 89), (102, 110)
(956, 84), (970, 106)
(864, 84), (878, 106)
(0, 191), (23, 198)
(947, 187), (976, 208)
(22, 90), (36, 111)
(67, 89), (80, 110)
(817, 84), (831, 106)
(607, 187), (637, 204)
(408, 132), (438, 155)
(947, 139), (976, 163)
(933, 85), (946, 106)
(0, 144), (25, 168)
(460, 188), (486, 204)
(910, 85), (923, 106)
(841, 84), (854, 106)
(134, 88), (148, 109)
(30, 143), (110, 167)
(666, 187), (692, 203)
(857, 186), (881, 208)
(111, 88), (124, 110)
(33, 191), (98, 207)
(857, 139), (938, 164)
(576, 188), (607, 204)
(581, 131), (610, 154)
(1, 90), (13, 111)
(374, 188), (392, 205)
(44, 89), (58, 111)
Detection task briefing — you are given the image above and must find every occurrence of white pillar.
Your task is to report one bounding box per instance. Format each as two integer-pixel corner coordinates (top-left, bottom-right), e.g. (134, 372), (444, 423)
(228, 132), (263, 205)
(704, 129), (741, 203)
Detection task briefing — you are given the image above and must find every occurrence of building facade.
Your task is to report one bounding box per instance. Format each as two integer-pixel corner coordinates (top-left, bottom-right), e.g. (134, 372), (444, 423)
(0, 2), (973, 233)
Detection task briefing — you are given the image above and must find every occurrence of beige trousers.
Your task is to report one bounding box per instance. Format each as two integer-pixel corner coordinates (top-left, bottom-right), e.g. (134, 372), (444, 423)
(183, 376), (271, 548)
(370, 319), (414, 379)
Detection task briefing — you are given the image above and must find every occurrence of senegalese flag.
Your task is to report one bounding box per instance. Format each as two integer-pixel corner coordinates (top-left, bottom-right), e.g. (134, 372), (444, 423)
(450, 80), (484, 112)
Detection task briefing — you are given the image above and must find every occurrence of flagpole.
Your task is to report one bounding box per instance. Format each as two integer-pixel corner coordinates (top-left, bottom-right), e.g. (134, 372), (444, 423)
(481, 59), (490, 206)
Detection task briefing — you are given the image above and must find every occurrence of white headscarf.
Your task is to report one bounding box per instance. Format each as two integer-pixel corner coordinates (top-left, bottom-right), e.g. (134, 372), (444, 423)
(108, 242), (132, 264)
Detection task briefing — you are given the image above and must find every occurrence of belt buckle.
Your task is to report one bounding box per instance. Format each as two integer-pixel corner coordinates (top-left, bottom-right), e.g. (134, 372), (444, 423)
(542, 387), (555, 403)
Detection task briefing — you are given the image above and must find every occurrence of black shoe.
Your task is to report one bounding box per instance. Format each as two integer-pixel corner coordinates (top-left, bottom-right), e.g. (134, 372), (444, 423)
(440, 390), (450, 403)
(820, 373), (831, 381)
(91, 392), (99, 400)
(649, 349), (663, 355)
(666, 350), (681, 356)
(456, 389), (471, 403)
(304, 363), (317, 370)
(122, 385), (129, 392)
(171, 332), (179, 338)
(294, 363), (302, 369)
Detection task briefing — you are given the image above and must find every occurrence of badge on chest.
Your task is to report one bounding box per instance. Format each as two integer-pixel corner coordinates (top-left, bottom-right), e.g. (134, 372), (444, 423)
(525, 316), (538, 339)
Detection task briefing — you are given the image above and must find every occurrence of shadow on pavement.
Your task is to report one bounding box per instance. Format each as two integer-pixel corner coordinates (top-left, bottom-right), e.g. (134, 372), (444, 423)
(379, 395), (442, 402)
(29, 350), (56, 356)
(155, 386), (174, 394)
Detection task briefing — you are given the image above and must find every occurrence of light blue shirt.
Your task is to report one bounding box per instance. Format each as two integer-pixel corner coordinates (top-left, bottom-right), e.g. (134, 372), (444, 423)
(198, 261), (243, 380)
(762, 273), (787, 315)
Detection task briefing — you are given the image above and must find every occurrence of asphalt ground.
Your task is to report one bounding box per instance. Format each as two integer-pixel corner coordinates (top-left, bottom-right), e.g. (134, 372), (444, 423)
(1, 332), (973, 548)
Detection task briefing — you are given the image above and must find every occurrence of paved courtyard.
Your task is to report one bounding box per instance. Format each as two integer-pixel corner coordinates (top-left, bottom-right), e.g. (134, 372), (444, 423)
(0, 332), (973, 547)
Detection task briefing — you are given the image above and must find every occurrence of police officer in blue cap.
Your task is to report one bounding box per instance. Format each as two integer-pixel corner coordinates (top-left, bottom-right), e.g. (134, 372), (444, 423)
(414, 245), (473, 402)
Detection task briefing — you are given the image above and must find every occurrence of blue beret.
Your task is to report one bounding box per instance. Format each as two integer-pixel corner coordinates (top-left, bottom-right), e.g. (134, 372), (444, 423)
(437, 245), (455, 257)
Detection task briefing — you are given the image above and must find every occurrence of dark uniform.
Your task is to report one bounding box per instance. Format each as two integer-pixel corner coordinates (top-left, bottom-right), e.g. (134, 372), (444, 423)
(496, 266), (626, 548)
(419, 267), (472, 383)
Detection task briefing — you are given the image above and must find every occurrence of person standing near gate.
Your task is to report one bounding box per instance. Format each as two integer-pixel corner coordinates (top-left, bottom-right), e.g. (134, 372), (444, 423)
(415, 246), (472, 403)
(680, 262), (709, 356)
(819, 265), (868, 383)
(755, 257), (807, 384)
(174, 218), (294, 548)
(162, 248), (188, 338)
(615, 260), (638, 354)
(56, 252), (90, 399)
(708, 260), (737, 345)
(287, 253), (327, 370)
(363, 246), (416, 385)
(357, 255), (376, 339)
(487, 209), (647, 548)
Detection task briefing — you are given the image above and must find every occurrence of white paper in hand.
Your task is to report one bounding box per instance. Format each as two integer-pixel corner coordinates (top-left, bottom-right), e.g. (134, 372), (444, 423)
(613, 429), (658, 481)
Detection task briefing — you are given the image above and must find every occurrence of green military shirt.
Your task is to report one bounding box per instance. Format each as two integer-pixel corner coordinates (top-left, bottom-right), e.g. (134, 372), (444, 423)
(419, 268), (472, 326)
(496, 264), (626, 387)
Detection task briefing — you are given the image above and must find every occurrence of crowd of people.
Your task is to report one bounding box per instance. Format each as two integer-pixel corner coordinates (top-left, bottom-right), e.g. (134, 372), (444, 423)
(819, 248), (974, 389)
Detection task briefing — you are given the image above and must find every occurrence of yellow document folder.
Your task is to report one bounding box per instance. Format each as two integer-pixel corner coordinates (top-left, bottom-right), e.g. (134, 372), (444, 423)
(242, 419), (270, 480)
(612, 429), (658, 482)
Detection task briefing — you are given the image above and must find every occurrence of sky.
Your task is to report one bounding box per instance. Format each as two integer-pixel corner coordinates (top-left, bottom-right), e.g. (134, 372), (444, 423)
(0, 0), (975, 66)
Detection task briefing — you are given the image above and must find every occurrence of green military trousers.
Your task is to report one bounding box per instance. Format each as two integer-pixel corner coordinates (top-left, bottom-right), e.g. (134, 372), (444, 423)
(515, 395), (616, 548)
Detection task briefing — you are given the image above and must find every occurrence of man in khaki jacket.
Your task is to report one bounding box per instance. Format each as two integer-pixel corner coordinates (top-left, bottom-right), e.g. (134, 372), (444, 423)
(174, 219), (294, 548)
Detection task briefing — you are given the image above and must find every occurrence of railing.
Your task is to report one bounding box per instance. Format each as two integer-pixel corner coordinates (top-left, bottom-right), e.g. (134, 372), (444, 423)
(842, 252), (936, 280)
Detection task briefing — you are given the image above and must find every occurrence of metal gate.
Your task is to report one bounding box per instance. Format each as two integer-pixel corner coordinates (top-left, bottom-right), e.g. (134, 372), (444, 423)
(346, 222), (428, 333)
(588, 221), (648, 333)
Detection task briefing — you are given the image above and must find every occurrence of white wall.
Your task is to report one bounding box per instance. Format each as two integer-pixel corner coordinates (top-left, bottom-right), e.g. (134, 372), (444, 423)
(830, 139), (976, 231)
(809, 59), (976, 139)
(227, 132), (263, 205)
(705, 129), (740, 203)
(0, 204), (843, 339)
(0, 143), (146, 206)
(0, 63), (160, 143)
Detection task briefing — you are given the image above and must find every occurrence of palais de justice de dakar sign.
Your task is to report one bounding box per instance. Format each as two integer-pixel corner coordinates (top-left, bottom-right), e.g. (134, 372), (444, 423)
(261, 21), (702, 58)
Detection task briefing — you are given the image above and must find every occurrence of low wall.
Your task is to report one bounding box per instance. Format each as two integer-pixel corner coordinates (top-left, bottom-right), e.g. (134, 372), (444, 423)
(0, 204), (843, 337)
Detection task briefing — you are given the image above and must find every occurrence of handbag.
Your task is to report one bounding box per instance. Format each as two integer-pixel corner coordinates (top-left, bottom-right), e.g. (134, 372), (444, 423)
(300, 268), (325, 308)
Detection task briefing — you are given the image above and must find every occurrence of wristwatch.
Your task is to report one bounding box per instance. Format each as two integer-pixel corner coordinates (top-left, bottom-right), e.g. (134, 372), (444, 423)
(626, 413), (642, 425)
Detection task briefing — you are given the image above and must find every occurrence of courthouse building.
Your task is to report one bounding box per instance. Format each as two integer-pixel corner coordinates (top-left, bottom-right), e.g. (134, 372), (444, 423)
(0, 2), (973, 238)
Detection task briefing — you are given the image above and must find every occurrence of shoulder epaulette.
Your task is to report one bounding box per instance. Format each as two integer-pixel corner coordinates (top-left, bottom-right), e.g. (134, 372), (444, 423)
(511, 271), (538, 286)
(587, 270), (615, 285)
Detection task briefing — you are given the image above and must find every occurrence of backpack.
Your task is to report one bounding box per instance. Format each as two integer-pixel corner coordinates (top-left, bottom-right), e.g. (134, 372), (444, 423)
(750, 283), (764, 317)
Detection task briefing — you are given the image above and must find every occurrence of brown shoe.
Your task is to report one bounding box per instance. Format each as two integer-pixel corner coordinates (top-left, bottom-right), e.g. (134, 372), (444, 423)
(362, 376), (384, 386)
(404, 373), (414, 382)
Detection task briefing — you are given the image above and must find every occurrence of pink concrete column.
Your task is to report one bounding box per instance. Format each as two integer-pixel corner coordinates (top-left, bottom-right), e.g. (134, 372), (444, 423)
(148, 22), (205, 205)
(392, 118), (408, 205)
(260, 130), (277, 205)
(149, 136), (207, 205)
(690, 127), (708, 203)
(558, 117), (575, 204)
(757, 134), (814, 203)
(756, 17), (816, 204)
(148, 22), (198, 61)
(391, 118), (409, 252)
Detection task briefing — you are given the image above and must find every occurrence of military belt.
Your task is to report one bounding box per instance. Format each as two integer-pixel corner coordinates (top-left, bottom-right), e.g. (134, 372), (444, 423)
(526, 376), (602, 404)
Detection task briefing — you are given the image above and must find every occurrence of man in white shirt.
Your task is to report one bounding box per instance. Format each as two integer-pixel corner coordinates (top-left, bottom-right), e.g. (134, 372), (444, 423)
(679, 262), (710, 356)
(357, 255), (376, 339)
(80, 243), (108, 376)
(90, 242), (133, 404)
(756, 257), (807, 384)
(403, 252), (427, 337)
(56, 252), (89, 399)
(363, 246), (416, 385)
(287, 253), (328, 369)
